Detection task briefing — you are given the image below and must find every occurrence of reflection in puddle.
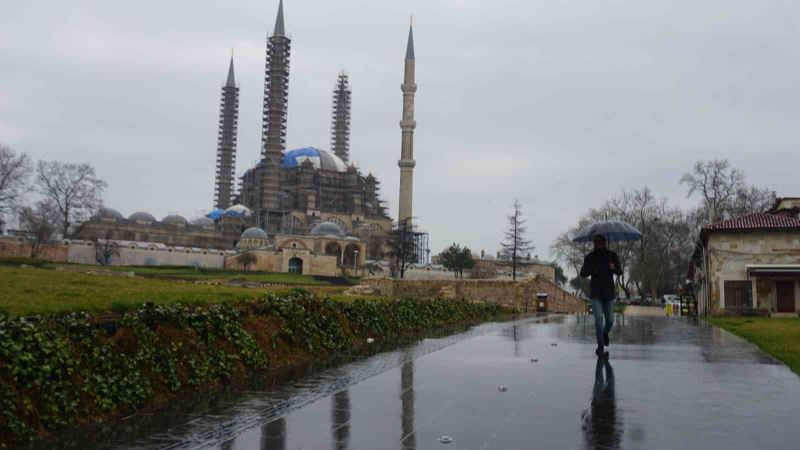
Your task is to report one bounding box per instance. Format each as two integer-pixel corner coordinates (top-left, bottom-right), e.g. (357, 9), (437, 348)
(581, 358), (621, 449)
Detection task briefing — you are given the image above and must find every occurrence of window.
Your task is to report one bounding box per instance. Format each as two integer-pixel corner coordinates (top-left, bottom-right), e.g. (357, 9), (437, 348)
(724, 280), (752, 309)
(292, 242), (298, 248)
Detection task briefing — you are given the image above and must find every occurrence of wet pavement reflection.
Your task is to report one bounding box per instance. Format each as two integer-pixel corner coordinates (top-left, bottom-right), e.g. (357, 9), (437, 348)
(24, 315), (800, 450)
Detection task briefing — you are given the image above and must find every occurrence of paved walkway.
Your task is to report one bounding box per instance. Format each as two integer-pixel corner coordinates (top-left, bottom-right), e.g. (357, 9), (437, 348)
(624, 305), (666, 316)
(37, 315), (800, 450)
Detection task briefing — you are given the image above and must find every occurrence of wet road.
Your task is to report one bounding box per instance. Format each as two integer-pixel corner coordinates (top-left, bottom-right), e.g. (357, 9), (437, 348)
(31, 315), (800, 450)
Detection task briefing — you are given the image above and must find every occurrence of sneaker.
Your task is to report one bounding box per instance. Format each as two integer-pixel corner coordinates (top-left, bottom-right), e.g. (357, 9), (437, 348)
(603, 332), (610, 346)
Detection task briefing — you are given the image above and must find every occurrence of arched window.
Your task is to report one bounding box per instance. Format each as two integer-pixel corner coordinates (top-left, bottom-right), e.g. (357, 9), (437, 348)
(324, 242), (342, 259)
(343, 244), (361, 267)
(288, 257), (303, 274)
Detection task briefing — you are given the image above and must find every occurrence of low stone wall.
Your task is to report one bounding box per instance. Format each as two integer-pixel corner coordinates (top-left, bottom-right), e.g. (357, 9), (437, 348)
(363, 276), (587, 314)
(0, 237), (68, 262)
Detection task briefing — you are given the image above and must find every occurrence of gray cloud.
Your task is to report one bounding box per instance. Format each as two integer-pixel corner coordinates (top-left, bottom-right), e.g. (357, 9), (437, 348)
(2, 0), (799, 258)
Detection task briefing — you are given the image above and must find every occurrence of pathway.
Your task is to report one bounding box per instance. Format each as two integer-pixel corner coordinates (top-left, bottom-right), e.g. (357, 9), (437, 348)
(34, 315), (800, 450)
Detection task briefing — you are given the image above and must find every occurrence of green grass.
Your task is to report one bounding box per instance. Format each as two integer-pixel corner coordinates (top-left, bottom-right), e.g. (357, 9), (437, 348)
(0, 264), (350, 316)
(707, 317), (800, 375)
(73, 265), (335, 285)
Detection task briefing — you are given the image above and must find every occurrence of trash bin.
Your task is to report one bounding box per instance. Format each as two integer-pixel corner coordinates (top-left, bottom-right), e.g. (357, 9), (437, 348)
(536, 293), (548, 312)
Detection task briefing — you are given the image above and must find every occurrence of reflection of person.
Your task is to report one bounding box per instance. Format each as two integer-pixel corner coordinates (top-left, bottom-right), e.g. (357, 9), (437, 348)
(580, 235), (623, 357)
(583, 358), (620, 449)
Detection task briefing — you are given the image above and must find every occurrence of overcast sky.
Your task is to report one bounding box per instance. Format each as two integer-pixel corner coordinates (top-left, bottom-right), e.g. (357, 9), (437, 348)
(2, 0), (799, 259)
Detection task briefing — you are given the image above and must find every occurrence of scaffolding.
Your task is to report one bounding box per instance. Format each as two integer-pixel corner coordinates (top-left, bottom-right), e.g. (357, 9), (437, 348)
(330, 72), (351, 163)
(213, 60), (239, 210)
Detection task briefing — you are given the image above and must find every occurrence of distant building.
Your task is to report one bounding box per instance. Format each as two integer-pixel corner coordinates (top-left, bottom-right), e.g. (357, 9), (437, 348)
(76, 208), (242, 250)
(74, 0), (419, 263)
(231, 2), (393, 260)
(225, 221), (366, 277)
(690, 212), (800, 316)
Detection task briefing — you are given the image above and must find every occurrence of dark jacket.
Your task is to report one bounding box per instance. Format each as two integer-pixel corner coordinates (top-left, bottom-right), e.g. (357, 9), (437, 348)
(580, 249), (622, 301)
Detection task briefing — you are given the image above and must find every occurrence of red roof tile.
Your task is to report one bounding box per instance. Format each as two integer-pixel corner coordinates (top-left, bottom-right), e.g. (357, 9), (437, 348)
(704, 212), (800, 232)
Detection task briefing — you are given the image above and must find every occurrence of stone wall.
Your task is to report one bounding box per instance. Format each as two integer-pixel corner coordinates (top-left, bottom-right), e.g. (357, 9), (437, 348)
(0, 237), (69, 262)
(224, 249), (339, 276)
(362, 276), (586, 314)
(68, 243), (225, 268)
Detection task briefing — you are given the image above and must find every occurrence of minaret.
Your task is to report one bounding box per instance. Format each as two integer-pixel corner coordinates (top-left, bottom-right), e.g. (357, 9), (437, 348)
(214, 54), (239, 210)
(397, 21), (417, 226)
(330, 72), (352, 163)
(260, 0), (291, 212)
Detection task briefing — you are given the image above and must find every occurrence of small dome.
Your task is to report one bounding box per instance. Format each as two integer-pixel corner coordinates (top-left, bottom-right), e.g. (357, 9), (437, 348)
(162, 214), (188, 225)
(241, 227), (268, 240)
(94, 207), (123, 220)
(128, 211), (156, 223)
(310, 221), (346, 237)
(223, 204), (252, 218)
(191, 217), (214, 227)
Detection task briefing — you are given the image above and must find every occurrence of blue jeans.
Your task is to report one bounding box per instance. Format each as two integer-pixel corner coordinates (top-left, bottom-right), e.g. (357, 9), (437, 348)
(591, 298), (614, 348)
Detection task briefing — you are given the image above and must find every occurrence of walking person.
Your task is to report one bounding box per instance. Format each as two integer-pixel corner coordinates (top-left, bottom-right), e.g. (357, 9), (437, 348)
(580, 235), (622, 357)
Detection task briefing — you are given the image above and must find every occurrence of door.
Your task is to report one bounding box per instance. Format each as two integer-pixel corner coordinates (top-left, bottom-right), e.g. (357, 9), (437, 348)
(776, 281), (796, 313)
(288, 257), (303, 274)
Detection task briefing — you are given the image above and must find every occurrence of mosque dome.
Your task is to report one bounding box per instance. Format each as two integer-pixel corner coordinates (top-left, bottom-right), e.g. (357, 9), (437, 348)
(128, 211), (156, 223)
(94, 207), (123, 221)
(191, 217), (215, 228)
(241, 227), (268, 240)
(282, 147), (348, 173)
(310, 221), (346, 237)
(238, 227), (268, 251)
(162, 214), (188, 225)
(223, 204), (252, 218)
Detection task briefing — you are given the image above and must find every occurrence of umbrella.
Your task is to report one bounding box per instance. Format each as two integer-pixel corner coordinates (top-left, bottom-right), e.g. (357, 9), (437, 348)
(572, 220), (642, 243)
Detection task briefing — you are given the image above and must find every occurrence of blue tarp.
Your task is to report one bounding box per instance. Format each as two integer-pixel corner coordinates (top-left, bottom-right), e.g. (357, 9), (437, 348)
(206, 208), (224, 220)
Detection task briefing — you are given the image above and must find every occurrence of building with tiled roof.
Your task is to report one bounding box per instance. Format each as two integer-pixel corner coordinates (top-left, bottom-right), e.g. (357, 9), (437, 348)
(702, 212), (800, 234)
(690, 209), (800, 317)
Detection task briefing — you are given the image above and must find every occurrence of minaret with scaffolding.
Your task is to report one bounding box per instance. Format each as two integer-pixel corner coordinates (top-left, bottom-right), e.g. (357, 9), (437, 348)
(213, 55), (239, 210)
(330, 73), (351, 163)
(259, 0), (291, 217)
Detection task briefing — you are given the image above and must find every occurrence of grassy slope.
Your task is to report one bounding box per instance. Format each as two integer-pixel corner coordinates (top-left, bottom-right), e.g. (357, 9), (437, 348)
(707, 317), (800, 375)
(63, 265), (335, 285)
(0, 266), (271, 315)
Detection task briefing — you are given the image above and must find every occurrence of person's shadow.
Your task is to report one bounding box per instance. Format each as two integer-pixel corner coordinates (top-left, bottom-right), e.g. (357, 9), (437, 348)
(581, 358), (622, 449)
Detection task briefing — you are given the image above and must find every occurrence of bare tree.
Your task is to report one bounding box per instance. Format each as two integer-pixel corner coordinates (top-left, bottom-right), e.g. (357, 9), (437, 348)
(237, 251), (257, 271)
(386, 219), (419, 279)
(728, 185), (775, 218)
(17, 200), (58, 258)
(35, 160), (107, 238)
(93, 231), (119, 266)
(553, 187), (695, 300)
(0, 145), (32, 220)
(680, 159), (743, 224)
(681, 158), (773, 226)
(499, 199), (534, 281)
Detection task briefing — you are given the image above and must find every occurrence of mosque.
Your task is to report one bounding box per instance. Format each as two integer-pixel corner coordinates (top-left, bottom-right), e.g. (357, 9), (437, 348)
(76, 0), (425, 275)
